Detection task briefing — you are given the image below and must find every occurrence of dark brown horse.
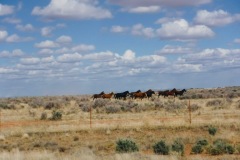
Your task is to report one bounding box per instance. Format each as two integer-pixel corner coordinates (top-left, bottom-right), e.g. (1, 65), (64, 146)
(164, 88), (177, 98)
(92, 91), (104, 100)
(133, 92), (147, 100)
(129, 90), (141, 99)
(158, 90), (169, 97)
(145, 89), (155, 99)
(175, 89), (187, 96)
(102, 92), (114, 99)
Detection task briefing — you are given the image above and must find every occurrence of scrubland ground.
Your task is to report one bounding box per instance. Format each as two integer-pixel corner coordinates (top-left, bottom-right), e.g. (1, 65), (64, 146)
(0, 87), (240, 159)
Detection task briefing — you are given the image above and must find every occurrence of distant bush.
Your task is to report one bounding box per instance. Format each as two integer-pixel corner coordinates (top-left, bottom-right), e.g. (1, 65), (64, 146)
(207, 139), (235, 155)
(0, 103), (15, 109)
(191, 104), (201, 112)
(208, 126), (217, 136)
(236, 100), (240, 109)
(40, 112), (47, 120)
(116, 139), (139, 153)
(45, 101), (61, 110)
(191, 139), (209, 154)
(29, 98), (45, 108)
(172, 138), (184, 155)
(153, 140), (170, 155)
(105, 106), (121, 114)
(191, 144), (203, 154)
(196, 139), (208, 146)
(206, 99), (223, 107)
(92, 99), (108, 108)
(164, 101), (187, 112)
(50, 110), (62, 120)
(79, 103), (90, 112)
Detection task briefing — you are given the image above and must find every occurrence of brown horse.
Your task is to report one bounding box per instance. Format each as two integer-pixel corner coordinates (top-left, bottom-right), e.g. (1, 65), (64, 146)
(133, 92), (147, 100)
(92, 91), (105, 100)
(164, 88), (177, 98)
(158, 90), (169, 97)
(129, 90), (141, 99)
(102, 92), (114, 99)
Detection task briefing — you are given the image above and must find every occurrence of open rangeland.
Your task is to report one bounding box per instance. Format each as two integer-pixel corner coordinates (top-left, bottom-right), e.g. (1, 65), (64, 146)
(0, 87), (240, 160)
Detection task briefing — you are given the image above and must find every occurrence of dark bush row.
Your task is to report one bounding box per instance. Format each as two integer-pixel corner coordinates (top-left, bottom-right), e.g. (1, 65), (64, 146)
(116, 139), (184, 155)
(116, 137), (238, 156)
(191, 139), (235, 155)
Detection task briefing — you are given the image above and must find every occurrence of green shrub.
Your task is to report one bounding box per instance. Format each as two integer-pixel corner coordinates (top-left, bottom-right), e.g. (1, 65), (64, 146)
(191, 144), (203, 154)
(197, 139), (208, 146)
(116, 139), (139, 153)
(105, 106), (121, 114)
(172, 139), (184, 155)
(208, 126), (217, 136)
(45, 101), (61, 110)
(0, 103), (13, 109)
(40, 112), (47, 120)
(206, 99), (223, 107)
(153, 140), (169, 155)
(208, 139), (235, 155)
(225, 144), (235, 154)
(50, 110), (62, 120)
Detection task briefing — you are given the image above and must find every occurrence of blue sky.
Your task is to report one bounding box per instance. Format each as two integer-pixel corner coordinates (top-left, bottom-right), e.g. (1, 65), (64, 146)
(0, 0), (240, 97)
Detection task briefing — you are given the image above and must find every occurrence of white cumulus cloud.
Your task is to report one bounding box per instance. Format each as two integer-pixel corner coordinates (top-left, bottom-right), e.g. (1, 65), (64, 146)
(0, 3), (14, 16)
(57, 52), (82, 63)
(125, 6), (161, 13)
(56, 35), (72, 43)
(0, 30), (8, 41)
(35, 40), (59, 48)
(16, 24), (35, 32)
(156, 19), (214, 40)
(194, 10), (240, 27)
(131, 24), (155, 38)
(32, 0), (112, 20)
(110, 26), (128, 33)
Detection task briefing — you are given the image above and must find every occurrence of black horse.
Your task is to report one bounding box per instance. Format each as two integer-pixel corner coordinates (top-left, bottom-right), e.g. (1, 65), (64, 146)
(114, 91), (130, 100)
(158, 90), (169, 98)
(175, 89), (187, 96)
(145, 89), (155, 99)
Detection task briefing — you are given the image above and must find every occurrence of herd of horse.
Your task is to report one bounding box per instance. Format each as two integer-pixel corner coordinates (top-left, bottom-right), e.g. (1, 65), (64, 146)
(92, 88), (187, 100)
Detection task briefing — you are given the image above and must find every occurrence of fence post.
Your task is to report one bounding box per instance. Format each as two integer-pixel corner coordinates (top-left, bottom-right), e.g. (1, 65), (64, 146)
(0, 108), (1, 132)
(188, 100), (192, 124)
(90, 105), (92, 129)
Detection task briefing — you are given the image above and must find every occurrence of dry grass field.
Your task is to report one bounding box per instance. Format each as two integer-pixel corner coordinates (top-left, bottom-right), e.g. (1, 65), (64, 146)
(0, 87), (240, 160)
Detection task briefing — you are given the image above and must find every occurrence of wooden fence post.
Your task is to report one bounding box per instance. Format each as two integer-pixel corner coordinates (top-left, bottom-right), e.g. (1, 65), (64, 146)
(188, 100), (192, 124)
(0, 108), (1, 132)
(90, 105), (92, 129)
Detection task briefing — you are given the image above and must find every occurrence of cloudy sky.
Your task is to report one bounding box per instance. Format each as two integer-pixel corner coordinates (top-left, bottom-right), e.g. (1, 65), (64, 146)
(0, 0), (240, 97)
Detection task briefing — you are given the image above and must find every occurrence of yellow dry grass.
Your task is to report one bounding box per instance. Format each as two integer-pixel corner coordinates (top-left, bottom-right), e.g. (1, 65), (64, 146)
(0, 89), (240, 159)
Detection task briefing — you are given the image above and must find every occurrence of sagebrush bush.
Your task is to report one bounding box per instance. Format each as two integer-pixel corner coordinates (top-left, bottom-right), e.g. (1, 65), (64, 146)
(92, 99), (108, 108)
(208, 139), (235, 155)
(45, 101), (61, 110)
(208, 126), (217, 136)
(153, 140), (169, 155)
(40, 112), (47, 120)
(50, 110), (62, 120)
(164, 101), (187, 112)
(196, 139), (208, 146)
(116, 139), (139, 153)
(172, 138), (184, 155)
(105, 106), (121, 114)
(191, 144), (203, 154)
(206, 99), (223, 107)
(191, 104), (201, 112)
(0, 103), (15, 109)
